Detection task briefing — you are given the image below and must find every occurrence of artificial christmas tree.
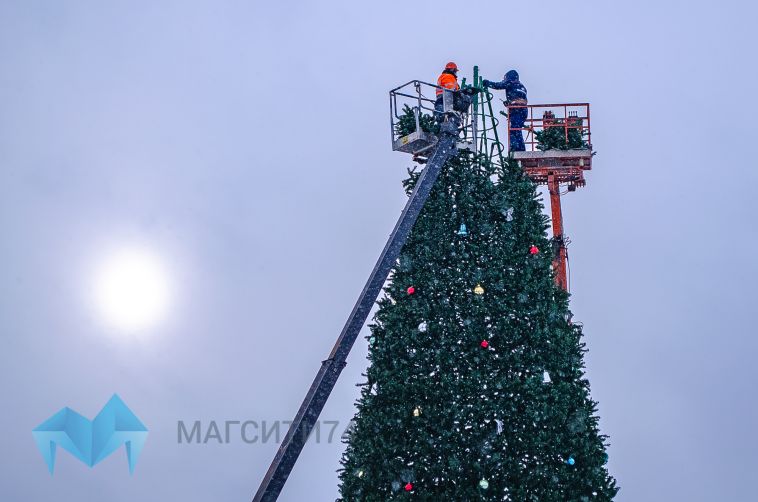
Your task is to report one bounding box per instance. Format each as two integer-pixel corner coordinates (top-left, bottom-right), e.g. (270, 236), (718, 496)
(338, 138), (617, 500)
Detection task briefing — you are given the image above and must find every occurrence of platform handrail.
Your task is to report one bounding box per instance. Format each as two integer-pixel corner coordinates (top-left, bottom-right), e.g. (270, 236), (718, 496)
(389, 79), (477, 155)
(505, 102), (591, 153)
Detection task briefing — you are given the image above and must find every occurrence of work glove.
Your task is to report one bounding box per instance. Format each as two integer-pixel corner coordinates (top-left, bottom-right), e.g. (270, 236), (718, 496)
(482, 79), (491, 88)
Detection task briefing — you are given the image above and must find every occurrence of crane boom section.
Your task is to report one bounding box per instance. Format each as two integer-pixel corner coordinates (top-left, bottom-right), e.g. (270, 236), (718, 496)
(252, 129), (459, 502)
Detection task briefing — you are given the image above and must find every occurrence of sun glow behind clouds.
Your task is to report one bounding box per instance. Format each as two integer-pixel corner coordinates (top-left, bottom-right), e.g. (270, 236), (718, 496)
(93, 246), (171, 332)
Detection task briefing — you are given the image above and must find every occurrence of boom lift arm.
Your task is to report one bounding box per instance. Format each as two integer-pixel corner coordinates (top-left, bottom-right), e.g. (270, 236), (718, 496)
(252, 118), (461, 502)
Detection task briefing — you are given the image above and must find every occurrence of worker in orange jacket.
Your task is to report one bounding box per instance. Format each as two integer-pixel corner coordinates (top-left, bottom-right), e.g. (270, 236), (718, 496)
(435, 62), (460, 117)
(437, 62), (460, 93)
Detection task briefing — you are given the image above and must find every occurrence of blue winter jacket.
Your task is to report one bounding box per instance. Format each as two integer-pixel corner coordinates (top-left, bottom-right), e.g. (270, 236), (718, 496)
(484, 71), (527, 103)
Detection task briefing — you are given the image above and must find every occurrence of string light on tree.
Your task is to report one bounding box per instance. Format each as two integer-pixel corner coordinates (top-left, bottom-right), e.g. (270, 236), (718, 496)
(473, 284), (485, 295)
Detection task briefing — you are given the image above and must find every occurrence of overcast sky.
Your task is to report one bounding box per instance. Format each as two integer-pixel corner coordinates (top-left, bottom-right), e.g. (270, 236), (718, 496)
(1, 1), (757, 501)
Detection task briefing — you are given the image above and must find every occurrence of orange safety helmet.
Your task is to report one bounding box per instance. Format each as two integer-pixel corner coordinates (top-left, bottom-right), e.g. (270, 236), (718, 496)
(445, 62), (458, 72)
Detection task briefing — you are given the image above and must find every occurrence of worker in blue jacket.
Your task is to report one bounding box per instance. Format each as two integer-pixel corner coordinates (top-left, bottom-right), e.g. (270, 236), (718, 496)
(483, 70), (528, 151)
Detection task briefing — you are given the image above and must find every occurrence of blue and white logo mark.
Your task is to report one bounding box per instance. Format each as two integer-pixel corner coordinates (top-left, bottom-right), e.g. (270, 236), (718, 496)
(32, 394), (148, 474)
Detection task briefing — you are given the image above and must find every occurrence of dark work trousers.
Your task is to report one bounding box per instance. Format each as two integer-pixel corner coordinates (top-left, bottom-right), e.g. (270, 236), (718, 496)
(509, 106), (528, 152)
(434, 95), (444, 121)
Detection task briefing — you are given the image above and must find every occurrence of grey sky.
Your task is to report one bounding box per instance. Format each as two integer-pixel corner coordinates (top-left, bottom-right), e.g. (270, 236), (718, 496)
(1, 0), (756, 500)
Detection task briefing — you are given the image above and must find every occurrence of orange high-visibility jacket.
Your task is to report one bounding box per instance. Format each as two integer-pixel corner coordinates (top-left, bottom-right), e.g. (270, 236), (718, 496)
(436, 72), (460, 95)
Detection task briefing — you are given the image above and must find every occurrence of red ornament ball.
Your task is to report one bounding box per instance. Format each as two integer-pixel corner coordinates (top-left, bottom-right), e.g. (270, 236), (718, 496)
(407, 286), (415, 295)
(481, 340), (489, 348)
(404, 483), (413, 491)
(529, 245), (539, 255)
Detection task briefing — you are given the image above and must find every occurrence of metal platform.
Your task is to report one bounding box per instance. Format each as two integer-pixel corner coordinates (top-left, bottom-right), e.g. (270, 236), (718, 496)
(393, 130), (438, 154)
(389, 80), (481, 159)
(513, 149), (592, 185)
